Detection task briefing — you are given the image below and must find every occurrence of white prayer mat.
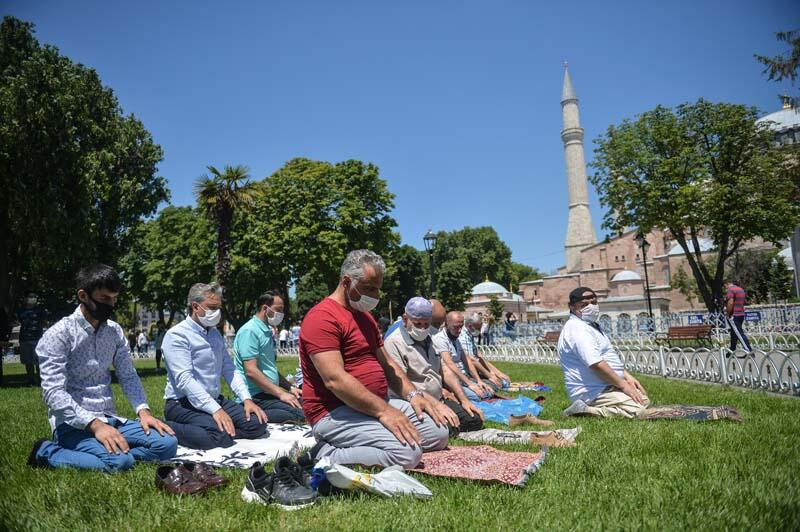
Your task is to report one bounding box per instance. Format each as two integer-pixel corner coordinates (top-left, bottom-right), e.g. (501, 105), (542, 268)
(173, 423), (316, 469)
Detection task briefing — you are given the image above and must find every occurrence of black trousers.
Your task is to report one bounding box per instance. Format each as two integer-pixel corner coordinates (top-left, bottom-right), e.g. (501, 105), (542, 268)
(251, 392), (305, 424)
(164, 396), (267, 450)
(443, 398), (484, 437)
(729, 315), (752, 352)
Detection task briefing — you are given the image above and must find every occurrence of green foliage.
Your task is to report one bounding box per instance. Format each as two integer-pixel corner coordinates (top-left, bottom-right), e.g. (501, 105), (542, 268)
(670, 264), (697, 306)
(487, 295), (505, 322)
(592, 99), (800, 312)
(755, 29), (800, 107)
(432, 226), (513, 312)
(0, 16), (169, 319)
(509, 261), (542, 285)
(257, 158), (399, 313)
(120, 206), (214, 327)
(193, 165), (256, 294)
(383, 245), (426, 311)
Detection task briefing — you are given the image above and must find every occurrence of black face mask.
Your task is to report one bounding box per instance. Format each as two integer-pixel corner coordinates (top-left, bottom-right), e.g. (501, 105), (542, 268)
(84, 294), (114, 322)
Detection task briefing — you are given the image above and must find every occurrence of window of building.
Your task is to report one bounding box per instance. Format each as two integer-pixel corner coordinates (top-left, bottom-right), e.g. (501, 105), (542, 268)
(621, 255), (625, 261)
(635, 253), (639, 260)
(615, 256), (619, 262)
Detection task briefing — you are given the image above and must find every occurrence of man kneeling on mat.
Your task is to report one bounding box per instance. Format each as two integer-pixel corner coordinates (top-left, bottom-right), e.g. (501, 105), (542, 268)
(163, 282), (268, 449)
(558, 287), (650, 418)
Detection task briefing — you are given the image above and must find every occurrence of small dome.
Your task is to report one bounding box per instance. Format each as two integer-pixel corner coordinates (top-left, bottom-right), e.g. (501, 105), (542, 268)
(757, 107), (800, 133)
(668, 237), (714, 256)
(611, 270), (642, 282)
(471, 280), (508, 296)
(777, 247), (794, 271)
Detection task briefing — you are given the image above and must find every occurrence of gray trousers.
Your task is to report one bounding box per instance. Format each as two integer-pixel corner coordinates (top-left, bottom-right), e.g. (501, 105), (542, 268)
(312, 399), (449, 469)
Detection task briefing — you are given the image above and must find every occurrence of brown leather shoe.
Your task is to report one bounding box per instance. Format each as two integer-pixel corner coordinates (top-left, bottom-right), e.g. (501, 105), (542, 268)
(184, 462), (229, 489)
(508, 414), (555, 427)
(156, 465), (208, 495)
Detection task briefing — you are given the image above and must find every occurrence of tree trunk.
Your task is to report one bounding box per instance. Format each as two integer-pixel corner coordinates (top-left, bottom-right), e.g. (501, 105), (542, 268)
(671, 229), (716, 312)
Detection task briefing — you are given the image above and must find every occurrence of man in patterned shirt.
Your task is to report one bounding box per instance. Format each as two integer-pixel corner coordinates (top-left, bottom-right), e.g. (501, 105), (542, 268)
(28, 264), (177, 472)
(724, 279), (752, 354)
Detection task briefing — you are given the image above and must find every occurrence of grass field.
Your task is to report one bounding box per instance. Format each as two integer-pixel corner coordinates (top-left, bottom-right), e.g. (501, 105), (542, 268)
(1, 359), (798, 531)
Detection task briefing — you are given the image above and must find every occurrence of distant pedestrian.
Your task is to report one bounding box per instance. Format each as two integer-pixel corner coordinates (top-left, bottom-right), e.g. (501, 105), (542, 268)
(479, 318), (489, 345)
(155, 323), (167, 371)
(278, 327), (289, 349)
(137, 330), (149, 356)
(724, 279), (752, 354)
(291, 322), (301, 347)
(18, 293), (45, 385)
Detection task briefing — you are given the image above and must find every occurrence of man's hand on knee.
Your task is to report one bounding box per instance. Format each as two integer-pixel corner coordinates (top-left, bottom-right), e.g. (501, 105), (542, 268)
(212, 408), (236, 437)
(377, 405), (422, 448)
(88, 419), (129, 454)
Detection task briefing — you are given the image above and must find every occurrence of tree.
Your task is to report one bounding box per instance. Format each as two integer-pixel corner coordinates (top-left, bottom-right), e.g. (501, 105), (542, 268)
(194, 165), (256, 298)
(510, 261), (542, 286)
(258, 157), (399, 297)
(0, 17), (169, 320)
(430, 226), (514, 312)
(383, 245), (426, 312)
(591, 99), (800, 312)
(755, 30), (800, 107)
(766, 254), (793, 302)
(120, 206), (214, 327)
(487, 295), (504, 323)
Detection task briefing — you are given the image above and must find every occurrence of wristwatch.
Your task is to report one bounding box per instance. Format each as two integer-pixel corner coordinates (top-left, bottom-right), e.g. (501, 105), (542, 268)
(405, 390), (424, 402)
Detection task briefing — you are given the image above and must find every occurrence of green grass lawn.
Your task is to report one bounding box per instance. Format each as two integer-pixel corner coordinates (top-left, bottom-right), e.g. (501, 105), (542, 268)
(1, 359), (798, 531)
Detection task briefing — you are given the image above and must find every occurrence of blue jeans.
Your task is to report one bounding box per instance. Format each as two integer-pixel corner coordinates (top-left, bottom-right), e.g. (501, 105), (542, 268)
(251, 392), (305, 424)
(36, 417), (178, 473)
(461, 382), (494, 401)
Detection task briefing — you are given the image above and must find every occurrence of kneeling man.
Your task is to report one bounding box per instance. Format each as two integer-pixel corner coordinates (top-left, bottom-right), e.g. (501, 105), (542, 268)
(385, 297), (484, 436)
(300, 250), (450, 469)
(163, 283), (268, 449)
(558, 287), (649, 418)
(30, 264), (177, 472)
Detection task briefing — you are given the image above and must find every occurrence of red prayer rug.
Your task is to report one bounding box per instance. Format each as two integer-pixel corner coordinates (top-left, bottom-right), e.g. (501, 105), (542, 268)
(409, 445), (547, 487)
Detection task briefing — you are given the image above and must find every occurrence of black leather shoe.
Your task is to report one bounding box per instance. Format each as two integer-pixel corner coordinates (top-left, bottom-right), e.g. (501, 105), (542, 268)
(27, 438), (48, 468)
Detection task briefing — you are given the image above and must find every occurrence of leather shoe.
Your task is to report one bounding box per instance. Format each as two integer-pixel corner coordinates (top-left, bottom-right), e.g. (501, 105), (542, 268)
(184, 462), (229, 489)
(508, 413), (554, 427)
(156, 465), (207, 495)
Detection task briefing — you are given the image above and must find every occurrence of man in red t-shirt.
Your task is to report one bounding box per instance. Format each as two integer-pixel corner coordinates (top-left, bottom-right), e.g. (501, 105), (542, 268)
(298, 250), (452, 469)
(724, 279), (752, 354)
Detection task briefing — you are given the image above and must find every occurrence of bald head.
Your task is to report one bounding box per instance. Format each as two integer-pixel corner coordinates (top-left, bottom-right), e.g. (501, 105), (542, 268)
(445, 311), (465, 337)
(430, 299), (446, 328)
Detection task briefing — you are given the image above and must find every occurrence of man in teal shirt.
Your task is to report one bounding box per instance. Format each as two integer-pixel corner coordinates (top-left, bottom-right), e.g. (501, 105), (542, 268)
(233, 291), (304, 423)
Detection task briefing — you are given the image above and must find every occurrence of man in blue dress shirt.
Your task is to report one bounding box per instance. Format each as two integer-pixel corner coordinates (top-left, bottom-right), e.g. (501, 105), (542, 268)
(29, 264), (178, 472)
(163, 282), (268, 449)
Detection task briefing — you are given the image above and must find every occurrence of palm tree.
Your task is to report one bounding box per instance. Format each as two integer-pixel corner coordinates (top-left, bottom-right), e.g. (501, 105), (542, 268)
(193, 164), (256, 292)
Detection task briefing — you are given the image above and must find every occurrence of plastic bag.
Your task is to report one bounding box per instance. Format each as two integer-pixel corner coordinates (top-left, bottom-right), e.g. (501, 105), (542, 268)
(313, 457), (432, 499)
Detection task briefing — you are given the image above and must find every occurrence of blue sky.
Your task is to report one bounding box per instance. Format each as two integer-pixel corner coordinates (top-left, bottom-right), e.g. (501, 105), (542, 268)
(5, 1), (798, 273)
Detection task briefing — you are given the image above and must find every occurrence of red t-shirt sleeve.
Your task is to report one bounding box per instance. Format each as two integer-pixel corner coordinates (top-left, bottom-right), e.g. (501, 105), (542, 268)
(300, 308), (342, 355)
(367, 313), (384, 349)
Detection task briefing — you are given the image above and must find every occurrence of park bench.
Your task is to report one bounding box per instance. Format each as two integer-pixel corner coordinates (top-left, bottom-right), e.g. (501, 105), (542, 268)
(541, 331), (561, 343)
(655, 325), (714, 347)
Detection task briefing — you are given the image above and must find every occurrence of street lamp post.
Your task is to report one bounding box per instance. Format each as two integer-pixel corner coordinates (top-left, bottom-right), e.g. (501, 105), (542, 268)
(423, 230), (438, 297)
(635, 231), (654, 328)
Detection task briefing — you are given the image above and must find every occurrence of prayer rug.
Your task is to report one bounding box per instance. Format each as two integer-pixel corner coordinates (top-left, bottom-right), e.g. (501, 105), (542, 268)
(409, 445), (547, 487)
(507, 381), (552, 392)
(172, 423), (316, 469)
(636, 405), (743, 422)
(475, 395), (544, 424)
(458, 427), (582, 448)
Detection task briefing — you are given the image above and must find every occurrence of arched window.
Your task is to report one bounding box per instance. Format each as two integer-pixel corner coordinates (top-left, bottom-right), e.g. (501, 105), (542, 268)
(617, 314), (632, 335)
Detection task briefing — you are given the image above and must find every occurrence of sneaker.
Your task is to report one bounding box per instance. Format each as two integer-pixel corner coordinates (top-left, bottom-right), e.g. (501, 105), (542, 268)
(272, 457), (318, 510)
(27, 438), (49, 468)
(296, 440), (325, 469)
(562, 399), (589, 417)
(283, 458), (312, 489)
(241, 462), (274, 505)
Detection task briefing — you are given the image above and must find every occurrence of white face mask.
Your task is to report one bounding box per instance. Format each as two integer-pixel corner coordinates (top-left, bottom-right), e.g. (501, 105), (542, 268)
(349, 284), (379, 312)
(408, 325), (430, 342)
(265, 306), (284, 326)
(26, 297), (37, 306)
(197, 305), (221, 327)
(580, 303), (600, 323)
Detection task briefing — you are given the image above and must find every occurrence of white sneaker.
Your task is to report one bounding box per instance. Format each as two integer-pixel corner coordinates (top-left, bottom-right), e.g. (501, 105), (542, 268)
(562, 400), (589, 417)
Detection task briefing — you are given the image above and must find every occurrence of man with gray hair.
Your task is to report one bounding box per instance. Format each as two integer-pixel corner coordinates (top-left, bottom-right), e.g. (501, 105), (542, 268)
(460, 313), (510, 390)
(298, 250), (450, 469)
(163, 283), (268, 449)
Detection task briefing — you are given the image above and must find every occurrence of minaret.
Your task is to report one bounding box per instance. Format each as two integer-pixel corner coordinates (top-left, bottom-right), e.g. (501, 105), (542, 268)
(561, 64), (596, 272)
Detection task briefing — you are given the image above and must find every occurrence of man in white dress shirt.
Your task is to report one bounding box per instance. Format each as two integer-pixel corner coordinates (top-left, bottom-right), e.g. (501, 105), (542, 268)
(558, 287), (649, 418)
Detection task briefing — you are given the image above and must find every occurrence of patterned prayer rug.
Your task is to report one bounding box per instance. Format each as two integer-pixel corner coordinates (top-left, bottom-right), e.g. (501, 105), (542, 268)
(409, 445), (547, 487)
(458, 427), (582, 447)
(636, 405), (743, 422)
(172, 423), (316, 469)
(507, 381), (552, 392)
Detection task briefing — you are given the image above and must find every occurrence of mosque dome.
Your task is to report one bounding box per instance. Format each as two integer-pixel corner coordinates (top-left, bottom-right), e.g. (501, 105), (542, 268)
(471, 280), (509, 296)
(757, 107), (800, 133)
(611, 270), (642, 282)
(668, 237), (714, 256)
